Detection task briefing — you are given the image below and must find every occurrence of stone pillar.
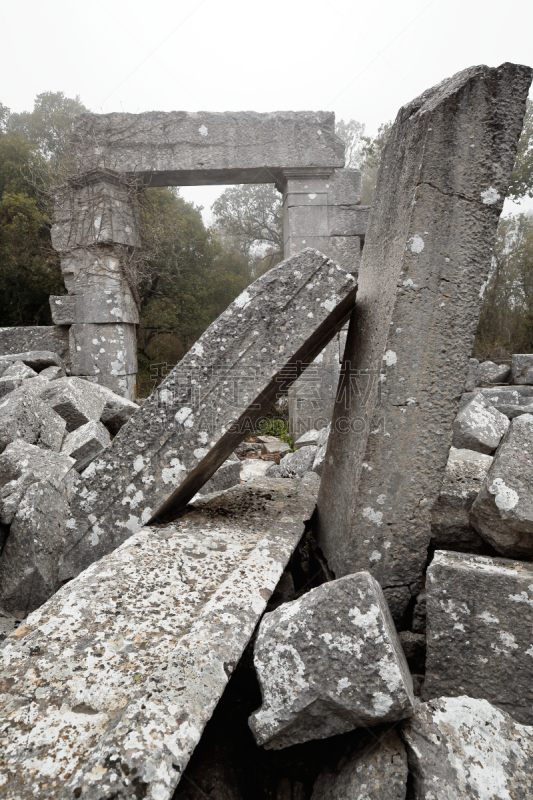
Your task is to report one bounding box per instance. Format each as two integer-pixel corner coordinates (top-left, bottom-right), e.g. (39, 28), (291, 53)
(50, 170), (140, 399)
(281, 168), (367, 436)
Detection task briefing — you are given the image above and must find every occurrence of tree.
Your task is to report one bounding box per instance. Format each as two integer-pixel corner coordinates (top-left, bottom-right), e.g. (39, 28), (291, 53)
(507, 99), (533, 201)
(335, 119), (392, 205)
(7, 91), (88, 162)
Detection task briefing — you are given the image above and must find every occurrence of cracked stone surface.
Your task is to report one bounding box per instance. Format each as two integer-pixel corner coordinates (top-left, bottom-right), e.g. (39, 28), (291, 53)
(0, 328), (69, 364)
(402, 695), (533, 799)
(471, 414), (533, 557)
(249, 572), (414, 749)
(0, 380), (67, 454)
(62, 420), (111, 473)
(423, 550), (533, 724)
(58, 248), (355, 584)
(40, 377), (107, 433)
(452, 394), (509, 453)
(0, 474), (319, 799)
(317, 63), (533, 623)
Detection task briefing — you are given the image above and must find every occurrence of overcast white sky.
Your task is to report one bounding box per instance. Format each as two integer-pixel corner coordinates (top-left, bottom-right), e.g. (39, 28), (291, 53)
(2, 0), (532, 217)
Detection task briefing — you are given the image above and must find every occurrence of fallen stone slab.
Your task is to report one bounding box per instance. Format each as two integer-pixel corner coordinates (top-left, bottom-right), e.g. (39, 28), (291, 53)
(0, 350), (66, 373)
(452, 394), (509, 453)
(38, 364), (66, 381)
(424, 550), (533, 724)
(471, 414), (533, 556)
(0, 439), (75, 525)
(430, 447), (492, 552)
(240, 458), (273, 482)
(0, 362), (38, 398)
(311, 729), (408, 800)
(278, 445), (318, 478)
(40, 376), (107, 432)
(59, 249), (356, 582)
(294, 429), (320, 448)
(96, 384), (139, 434)
(402, 695), (533, 799)
(62, 420), (111, 472)
(512, 353), (533, 384)
(197, 458), (241, 497)
(311, 424), (331, 477)
(257, 435), (291, 455)
(0, 474), (319, 799)
(478, 360), (511, 385)
(0, 327), (69, 363)
(316, 63), (532, 623)
(248, 572), (415, 749)
(0, 382), (67, 454)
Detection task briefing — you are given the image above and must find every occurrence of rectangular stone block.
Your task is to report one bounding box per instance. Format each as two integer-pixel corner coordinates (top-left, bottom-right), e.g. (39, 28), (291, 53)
(69, 323), (138, 378)
(284, 204), (329, 239)
(0, 326), (69, 363)
(285, 235), (361, 273)
(58, 248), (131, 295)
(424, 550), (533, 725)
(0, 475), (319, 800)
(283, 169), (362, 206)
(51, 173), (140, 252)
(50, 289), (139, 325)
(316, 63), (533, 622)
(60, 249), (356, 580)
(328, 205), (370, 237)
(70, 111), (345, 185)
(40, 376), (107, 432)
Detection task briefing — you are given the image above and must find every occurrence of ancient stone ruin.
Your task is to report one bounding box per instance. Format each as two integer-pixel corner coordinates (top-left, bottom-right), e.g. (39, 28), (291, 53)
(1, 62), (533, 799)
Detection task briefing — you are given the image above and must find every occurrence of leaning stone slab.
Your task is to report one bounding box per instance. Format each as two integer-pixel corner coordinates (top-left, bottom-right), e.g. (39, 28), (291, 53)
(430, 447), (492, 552)
(59, 249), (356, 582)
(248, 572), (414, 749)
(316, 63), (532, 623)
(62, 420), (111, 472)
(471, 414), (533, 557)
(0, 382), (67, 454)
(452, 394), (509, 453)
(512, 353), (533, 384)
(0, 475), (318, 799)
(424, 550), (533, 724)
(40, 376), (107, 432)
(311, 729), (408, 800)
(402, 695), (533, 799)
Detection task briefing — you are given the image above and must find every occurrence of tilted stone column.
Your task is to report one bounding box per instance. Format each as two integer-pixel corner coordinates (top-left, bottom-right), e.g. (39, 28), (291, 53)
(50, 170), (140, 399)
(316, 62), (533, 622)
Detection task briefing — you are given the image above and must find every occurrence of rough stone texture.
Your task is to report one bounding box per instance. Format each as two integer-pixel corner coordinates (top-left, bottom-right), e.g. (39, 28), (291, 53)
(50, 289), (139, 325)
(249, 572), (415, 749)
(0, 475), (319, 799)
(424, 550), (533, 724)
(58, 249), (355, 583)
(294, 429), (320, 448)
(62, 420), (111, 472)
(40, 377), (107, 432)
(316, 63), (532, 623)
(478, 360), (511, 384)
(471, 414), (533, 556)
(0, 609), (20, 644)
(0, 361), (38, 381)
(278, 445), (318, 478)
(398, 631), (426, 674)
(464, 357), (480, 392)
(39, 365), (66, 381)
(197, 458), (242, 497)
(0, 327), (69, 363)
(288, 336), (341, 439)
(70, 111), (345, 186)
(258, 435), (291, 455)
(69, 322), (137, 380)
(0, 439), (74, 525)
(511, 353), (533, 384)
(0, 350), (66, 373)
(311, 424), (331, 477)
(0, 382), (67, 454)
(310, 730), (408, 800)
(96, 384), (139, 434)
(412, 591), (427, 634)
(451, 394), (509, 453)
(402, 695), (533, 799)
(430, 447), (493, 552)
(241, 459), (273, 482)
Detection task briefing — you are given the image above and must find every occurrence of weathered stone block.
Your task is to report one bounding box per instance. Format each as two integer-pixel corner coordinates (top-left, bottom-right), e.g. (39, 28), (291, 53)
(0, 439), (74, 524)
(430, 447), (493, 552)
(0, 350), (66, 373)
(424, 550), (533, 724)
(288, 337), (341, 438)
(96, 384), (138, 434)
(58, 247), (131, 295)
(0, 475), (319, 799)
(311, 424), (331, 477)
(40, 377), (106, 432)
(294, 429), (320, 448)
(478, 360), (511, 384)
(452, 394), (510, 453)
(197, 458), (241, 496)
(0, 383), (67, 453)
(241, 459), (274, 482)
(316, 63), (532, 623)
(278, 445), (317, 478)
(258, 436), (291, 455)
(0, 327), (69, 362)
(470, 414), (533, 556)
(249, 572), (415, 749)
(59, 249), (356, 581)
(50, 289), (139, 325)
(512, 353), (533, 384)
(0, 361), (38, 381)
(69, 322), (137, 383)
(311, 729), (408, 800)
(39, 365), (66, 381)
(62, 420), (111, 472)
(402, 695), (533, 799)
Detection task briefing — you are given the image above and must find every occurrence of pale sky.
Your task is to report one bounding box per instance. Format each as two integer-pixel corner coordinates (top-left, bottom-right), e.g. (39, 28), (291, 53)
(2, 0), (532, 217)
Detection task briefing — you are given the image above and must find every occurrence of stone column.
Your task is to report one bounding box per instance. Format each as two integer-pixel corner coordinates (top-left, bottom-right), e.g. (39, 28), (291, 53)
(50, 170), (140, 399)
(281, 168), (367, 436)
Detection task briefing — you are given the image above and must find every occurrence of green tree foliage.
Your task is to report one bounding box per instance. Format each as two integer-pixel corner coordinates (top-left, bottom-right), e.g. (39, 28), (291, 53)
(6, 92), (87, 163)
(508, 99), (533, 201)
(335, 119), (392, 204)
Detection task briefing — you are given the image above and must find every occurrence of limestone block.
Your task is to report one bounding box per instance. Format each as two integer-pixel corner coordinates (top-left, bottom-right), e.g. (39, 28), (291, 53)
(40, 376), (107, 432)
(294, 429), (320, 448)
(0, 361), (38, 381)
(451, 394), (509, 453)
(328, 205), (369, 237)
(197, 459), (241, 496)
(96, 384), (138, 434)
(240, 459), (273, 482)
(86, 372), (136, 400)
(464, 357), (480, 391)
(0, 376), (18, 398)
(0, 478), (71, 617)
(59, 249), (356, 581)
(62, 420), (111, 472)
(424, 550), (533, 723)
(512, 353), (533, 384)
(39, 365), (66, 381)
(0, 475), (319, 799)
(279, 445), (317, 478)
(412, 590), (427, 634)
(0, 439), (74, 524)
(398, 631), (426, 673)
(0, 608), (21, 644)
(71, 111), (345, 183)
(51, 175), (140, 252)
(0, 383), (67, 453)
(478, 360), (511, 384)
(402, 695), (533, 799)
(283, 170), (362, 208)
(50, 288), (139, 325)
(430, 447), (493, 551)
(58, 247), (131, 295)
(311, 424), (331, 477)
(316, 63), (533, 623)
(257, 436), (291, 455)
(0, 326), (69, 362)
(0, 350), (66, 372)
(249, 572), (414, 749)
(310, 730), (408, 800)
(69, 322), (137, 378)
(470, 414), (533, 556)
